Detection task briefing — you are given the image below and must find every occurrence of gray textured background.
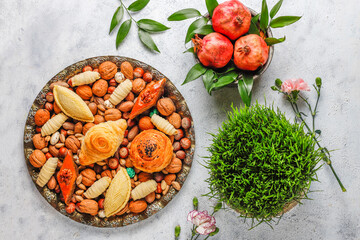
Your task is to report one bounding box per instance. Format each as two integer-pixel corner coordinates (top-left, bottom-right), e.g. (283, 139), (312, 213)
(1, 0), (359, 239)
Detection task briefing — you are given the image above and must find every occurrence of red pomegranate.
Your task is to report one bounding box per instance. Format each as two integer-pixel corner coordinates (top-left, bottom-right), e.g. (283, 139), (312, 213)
(192, 33), (233, 69)
(233, 34), (269, 71)
(212, 0), (251, 40)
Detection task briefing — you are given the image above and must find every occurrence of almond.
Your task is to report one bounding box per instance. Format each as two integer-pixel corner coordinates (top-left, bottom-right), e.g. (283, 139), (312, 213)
(120, 61), (134, 80)
(129, 200), (147, 214)
(104, 109), (122, 121)
(118, 101), (134, 112)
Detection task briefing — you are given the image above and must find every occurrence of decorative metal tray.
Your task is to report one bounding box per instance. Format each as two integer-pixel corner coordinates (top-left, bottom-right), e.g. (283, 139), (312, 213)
(23, 56), (195, 227)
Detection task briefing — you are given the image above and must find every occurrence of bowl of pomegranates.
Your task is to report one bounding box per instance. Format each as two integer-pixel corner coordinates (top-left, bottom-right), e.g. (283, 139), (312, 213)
(191, 1), (274, 86)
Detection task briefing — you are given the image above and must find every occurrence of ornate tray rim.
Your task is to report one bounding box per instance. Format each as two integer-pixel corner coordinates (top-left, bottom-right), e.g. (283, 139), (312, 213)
(23, 56), (196, 228)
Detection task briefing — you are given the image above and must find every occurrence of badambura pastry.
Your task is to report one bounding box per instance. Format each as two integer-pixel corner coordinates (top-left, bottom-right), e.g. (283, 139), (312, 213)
(79, 119), (127, 165)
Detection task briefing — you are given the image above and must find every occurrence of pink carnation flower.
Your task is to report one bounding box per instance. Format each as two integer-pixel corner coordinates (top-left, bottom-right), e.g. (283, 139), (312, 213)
(187, 210), (216, 235)
(281, 78), (310, 94)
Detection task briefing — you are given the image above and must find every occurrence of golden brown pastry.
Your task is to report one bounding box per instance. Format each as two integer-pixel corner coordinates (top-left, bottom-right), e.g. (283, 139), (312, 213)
(79, 119), (127, 165)
(53, 85), (94, 122)
(104, 167), (131, 217)
(130, 129), (173, 173)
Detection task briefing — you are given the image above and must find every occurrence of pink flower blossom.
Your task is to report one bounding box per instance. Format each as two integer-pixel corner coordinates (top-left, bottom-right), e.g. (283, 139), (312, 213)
(187, 210), (216, 235)
(281, 78), (310, 94)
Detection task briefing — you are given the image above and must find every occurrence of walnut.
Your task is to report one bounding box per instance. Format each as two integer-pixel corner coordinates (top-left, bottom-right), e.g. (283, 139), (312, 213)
(34, 109), (50, 126)
(81, 169), (96, 186)
(99, 61), (117, 80)
(77, 199), (99, 216)
(65, 135), (81, 153)
(32, 134), (47, 149)
(76, 85), (93, 100)
(82, 122), (95, 135)
(104, 109), (122, 121)
(29, 149), (46, 168)
(49, 145), (59, 157)
(157, 98), (176, 116)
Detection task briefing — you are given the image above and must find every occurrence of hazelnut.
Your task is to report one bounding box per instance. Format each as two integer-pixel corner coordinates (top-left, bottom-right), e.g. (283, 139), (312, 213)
(157, 98), (175, 116)
(45, 102), (53, 112)
(138, 116), (154, 131)
(65, 135), (81, 153)
(94, 115), (105, 124)
(108, 158), (119, 170)
(88, 102), (98, 115)
(46, 92), (54, 102)
(76, 85), (93, 100)
(167, 112), (181, 129)
(120, 61), (134, 80)
(154, 172), (164, 182)
(173, 142), (181, 151)
(176, 150), (186, 160)
(83, 123), (95, 135)
(181, 117), (191, 129)
(81, 169), (96, 186)
(175, 129), (184, 141)
(133, 67), (144, 78)
(92, 79), (108, 97)
(164, 174), (176, 185)
(125, 92), (135, 102)
(145, 192), (155, 203)
(143, 72), (153, 82)
(180, 138), (191, 150)
(34, 109), (50, 126)
(99, 61), (117, 80)
(119, 147), (129, 159)
(29, 149), (46, 168)
(132, 78), (146, 94)
(104, 109), (122, 121)
(32, 134), (47, 149)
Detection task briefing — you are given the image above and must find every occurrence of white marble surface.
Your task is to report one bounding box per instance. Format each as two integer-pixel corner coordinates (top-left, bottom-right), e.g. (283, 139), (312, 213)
(1, 0), (360, 239)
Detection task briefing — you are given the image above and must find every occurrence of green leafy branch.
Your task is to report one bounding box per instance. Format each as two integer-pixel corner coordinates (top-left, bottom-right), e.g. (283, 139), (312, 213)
(109, 0), (170, 52)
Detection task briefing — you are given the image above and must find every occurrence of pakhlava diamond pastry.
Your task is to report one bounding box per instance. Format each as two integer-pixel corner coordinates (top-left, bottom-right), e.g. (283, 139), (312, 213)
(53, 85), (94, 122)
(104, 167), (131, 217)
(129, 129), (173, 173)
(79, 119), (127, 166)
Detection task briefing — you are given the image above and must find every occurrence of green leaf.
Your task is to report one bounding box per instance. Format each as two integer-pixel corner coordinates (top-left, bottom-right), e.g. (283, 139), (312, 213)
(270, 0), (283, 19)
(138, 29), (160, 52)
(253, 14), (260, 23)
(248, 18), (260, 35)
(183, 47), (194, 53)
(209, 227), (219, 236)
(315, 129), (321, 135)
(265, 36), (286, 45)
(205, 0), (219, 17)
(182, 63), (207, 85)
(185, 17), (208, 43)
(128, 0), (150, 12)
(238, 74), (253, 107)
(137, 19), (170, 32)
(213, 202), (222, 212)
(168, 8), (202, 21)
(202, 69), (216, 94)
(270, 16), (301, 28)
(260, 0), (269, 31)
(116, 19), (132, 49)
(210, 71), (238, 93)
(192, 25), (214, 35)
(109, 6), (124, 34)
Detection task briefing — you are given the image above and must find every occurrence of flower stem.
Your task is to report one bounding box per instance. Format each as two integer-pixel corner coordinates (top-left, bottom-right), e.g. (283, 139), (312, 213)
(292, 101), (346, 192)
(194, 234), (200, 240)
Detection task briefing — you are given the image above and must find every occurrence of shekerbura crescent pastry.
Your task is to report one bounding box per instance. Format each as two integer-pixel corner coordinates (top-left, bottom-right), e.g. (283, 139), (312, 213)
(79, 119), (127, 166)
(53, 85), (94, 122)
(129, 129), (173, 173)
(104, 167), (131, 217)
